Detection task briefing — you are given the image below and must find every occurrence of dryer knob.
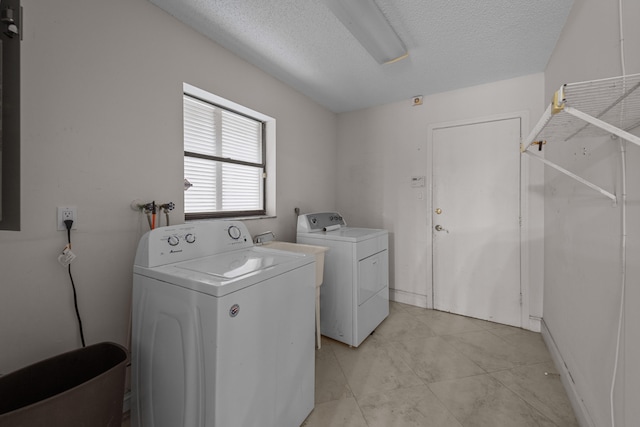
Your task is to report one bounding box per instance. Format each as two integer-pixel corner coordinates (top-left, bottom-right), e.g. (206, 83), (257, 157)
(228, 225), (241, 240)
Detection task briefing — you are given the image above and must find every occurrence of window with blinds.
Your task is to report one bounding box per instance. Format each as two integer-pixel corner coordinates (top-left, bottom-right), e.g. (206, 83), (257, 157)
(183, 94), (266, 218)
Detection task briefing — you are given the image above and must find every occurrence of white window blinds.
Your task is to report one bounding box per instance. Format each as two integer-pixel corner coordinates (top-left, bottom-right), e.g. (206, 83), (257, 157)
(184, 94), (265, 216)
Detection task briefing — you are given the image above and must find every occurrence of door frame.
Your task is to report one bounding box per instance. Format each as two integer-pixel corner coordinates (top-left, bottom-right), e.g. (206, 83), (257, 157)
(426, 111), (531, 329)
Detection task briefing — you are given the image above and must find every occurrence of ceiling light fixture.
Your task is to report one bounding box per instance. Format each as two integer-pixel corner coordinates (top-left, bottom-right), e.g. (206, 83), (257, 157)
(325, 0), (408, 65)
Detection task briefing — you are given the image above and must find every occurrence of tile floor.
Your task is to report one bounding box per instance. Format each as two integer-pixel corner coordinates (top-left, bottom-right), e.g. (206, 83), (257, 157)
(123, 301), (579, 427)
(302, 302), (578, 427)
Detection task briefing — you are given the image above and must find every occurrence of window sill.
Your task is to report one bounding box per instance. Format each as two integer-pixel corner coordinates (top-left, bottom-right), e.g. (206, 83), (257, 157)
(186, 214), (276, 223)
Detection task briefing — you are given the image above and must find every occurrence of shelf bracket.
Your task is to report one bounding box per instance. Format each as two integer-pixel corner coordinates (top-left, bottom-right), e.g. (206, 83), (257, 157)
(551, 86), (565, 114)
(523, 151), (617, 204)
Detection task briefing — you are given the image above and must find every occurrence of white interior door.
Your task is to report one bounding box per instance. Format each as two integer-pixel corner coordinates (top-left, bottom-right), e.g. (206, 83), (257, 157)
(432, 117), (522, 326)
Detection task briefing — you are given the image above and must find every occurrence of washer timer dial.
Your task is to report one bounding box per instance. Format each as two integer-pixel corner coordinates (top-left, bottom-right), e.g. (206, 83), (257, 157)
(167, 235), (179, 246)
(227, 225), (242, 240)
(185, 233), (196, 244)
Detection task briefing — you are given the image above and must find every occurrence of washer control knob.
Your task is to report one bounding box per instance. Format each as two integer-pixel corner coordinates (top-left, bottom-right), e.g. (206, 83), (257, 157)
(167, 235), (180, 246)
(185, 233), (196, 244)
(228, 225), (241, 240)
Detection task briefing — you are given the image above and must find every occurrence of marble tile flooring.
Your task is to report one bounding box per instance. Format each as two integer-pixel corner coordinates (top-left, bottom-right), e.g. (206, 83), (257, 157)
(122, 301), (579, 427)
(301, 302), (578, 427)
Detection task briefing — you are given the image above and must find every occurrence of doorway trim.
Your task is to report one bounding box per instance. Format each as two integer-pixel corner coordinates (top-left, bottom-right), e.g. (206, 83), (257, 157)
(426, 111), (533, 329)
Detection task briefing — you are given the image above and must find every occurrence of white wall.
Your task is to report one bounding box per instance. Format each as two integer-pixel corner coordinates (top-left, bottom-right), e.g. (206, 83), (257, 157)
(335, 73), (545, 329)
(543, 0), (640, 425)
(0, 0), (337, 373)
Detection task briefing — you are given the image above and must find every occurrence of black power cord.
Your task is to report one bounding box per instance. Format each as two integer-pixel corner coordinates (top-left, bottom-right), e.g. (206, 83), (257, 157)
(64, 219), (86, 348)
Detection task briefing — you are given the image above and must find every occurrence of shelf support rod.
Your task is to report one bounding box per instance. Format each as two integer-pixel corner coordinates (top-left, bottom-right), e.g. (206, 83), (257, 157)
(563, 106), (640, 148)
(522, 104), (553, 151)
(523, 151), (617, 203)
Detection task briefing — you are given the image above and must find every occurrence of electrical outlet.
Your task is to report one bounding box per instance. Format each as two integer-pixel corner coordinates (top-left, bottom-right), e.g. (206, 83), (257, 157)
(57, 206), (77, 231)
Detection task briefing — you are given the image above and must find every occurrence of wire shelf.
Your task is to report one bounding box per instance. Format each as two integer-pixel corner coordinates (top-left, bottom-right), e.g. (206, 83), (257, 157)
(521, 73), (640, 203)
(532, 73), (640, 143)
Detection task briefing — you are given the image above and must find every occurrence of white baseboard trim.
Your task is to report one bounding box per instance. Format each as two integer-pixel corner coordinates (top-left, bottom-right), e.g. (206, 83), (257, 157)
(528, 316), (541, 332)
(541, 319), (594, 427)
(389, 288), (428, 308)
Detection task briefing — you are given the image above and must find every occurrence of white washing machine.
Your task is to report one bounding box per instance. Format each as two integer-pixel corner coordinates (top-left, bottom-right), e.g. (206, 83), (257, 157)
(131, 220), (316, 427)
(297, 212), (389, 347)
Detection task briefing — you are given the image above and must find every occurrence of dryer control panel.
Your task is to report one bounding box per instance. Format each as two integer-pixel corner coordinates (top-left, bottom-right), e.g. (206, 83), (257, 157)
(135, 221), (253, 267)
(297, 212), (346, 233)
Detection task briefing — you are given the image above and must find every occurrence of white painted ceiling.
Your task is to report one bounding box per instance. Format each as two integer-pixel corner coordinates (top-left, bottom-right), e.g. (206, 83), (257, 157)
(150, 0), (574, 113)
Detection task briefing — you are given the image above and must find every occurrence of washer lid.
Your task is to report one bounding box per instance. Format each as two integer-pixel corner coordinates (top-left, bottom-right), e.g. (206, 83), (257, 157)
(134, 247), (314, 297)
(178, 247), (306, 277)
(298, 227), (387, 242)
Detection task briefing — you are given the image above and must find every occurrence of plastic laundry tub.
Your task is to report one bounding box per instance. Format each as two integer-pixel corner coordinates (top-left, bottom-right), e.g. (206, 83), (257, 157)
(0, 342), (128, 427)
(263, 241), (328, 348)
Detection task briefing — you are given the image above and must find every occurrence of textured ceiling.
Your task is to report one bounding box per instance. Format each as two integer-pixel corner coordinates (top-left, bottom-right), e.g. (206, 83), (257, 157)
(149, 0), (574, 113)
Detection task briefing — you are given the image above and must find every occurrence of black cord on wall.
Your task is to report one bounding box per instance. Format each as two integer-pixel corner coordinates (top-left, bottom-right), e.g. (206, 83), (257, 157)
(64, 219), (86, 348)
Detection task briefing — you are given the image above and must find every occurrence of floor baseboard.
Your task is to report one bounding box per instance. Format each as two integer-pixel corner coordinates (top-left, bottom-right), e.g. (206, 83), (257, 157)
(389, 288), (428, 308)
(541, 319), (593, 427)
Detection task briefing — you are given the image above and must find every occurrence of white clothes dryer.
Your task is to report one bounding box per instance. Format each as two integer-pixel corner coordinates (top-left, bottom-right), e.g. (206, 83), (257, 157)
(131, 220), (316, 427)
(297, 212), (389, 347)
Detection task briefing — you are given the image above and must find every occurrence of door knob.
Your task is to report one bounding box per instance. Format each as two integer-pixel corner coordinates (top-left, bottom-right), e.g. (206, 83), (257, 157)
(435, 225), (444, 232)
